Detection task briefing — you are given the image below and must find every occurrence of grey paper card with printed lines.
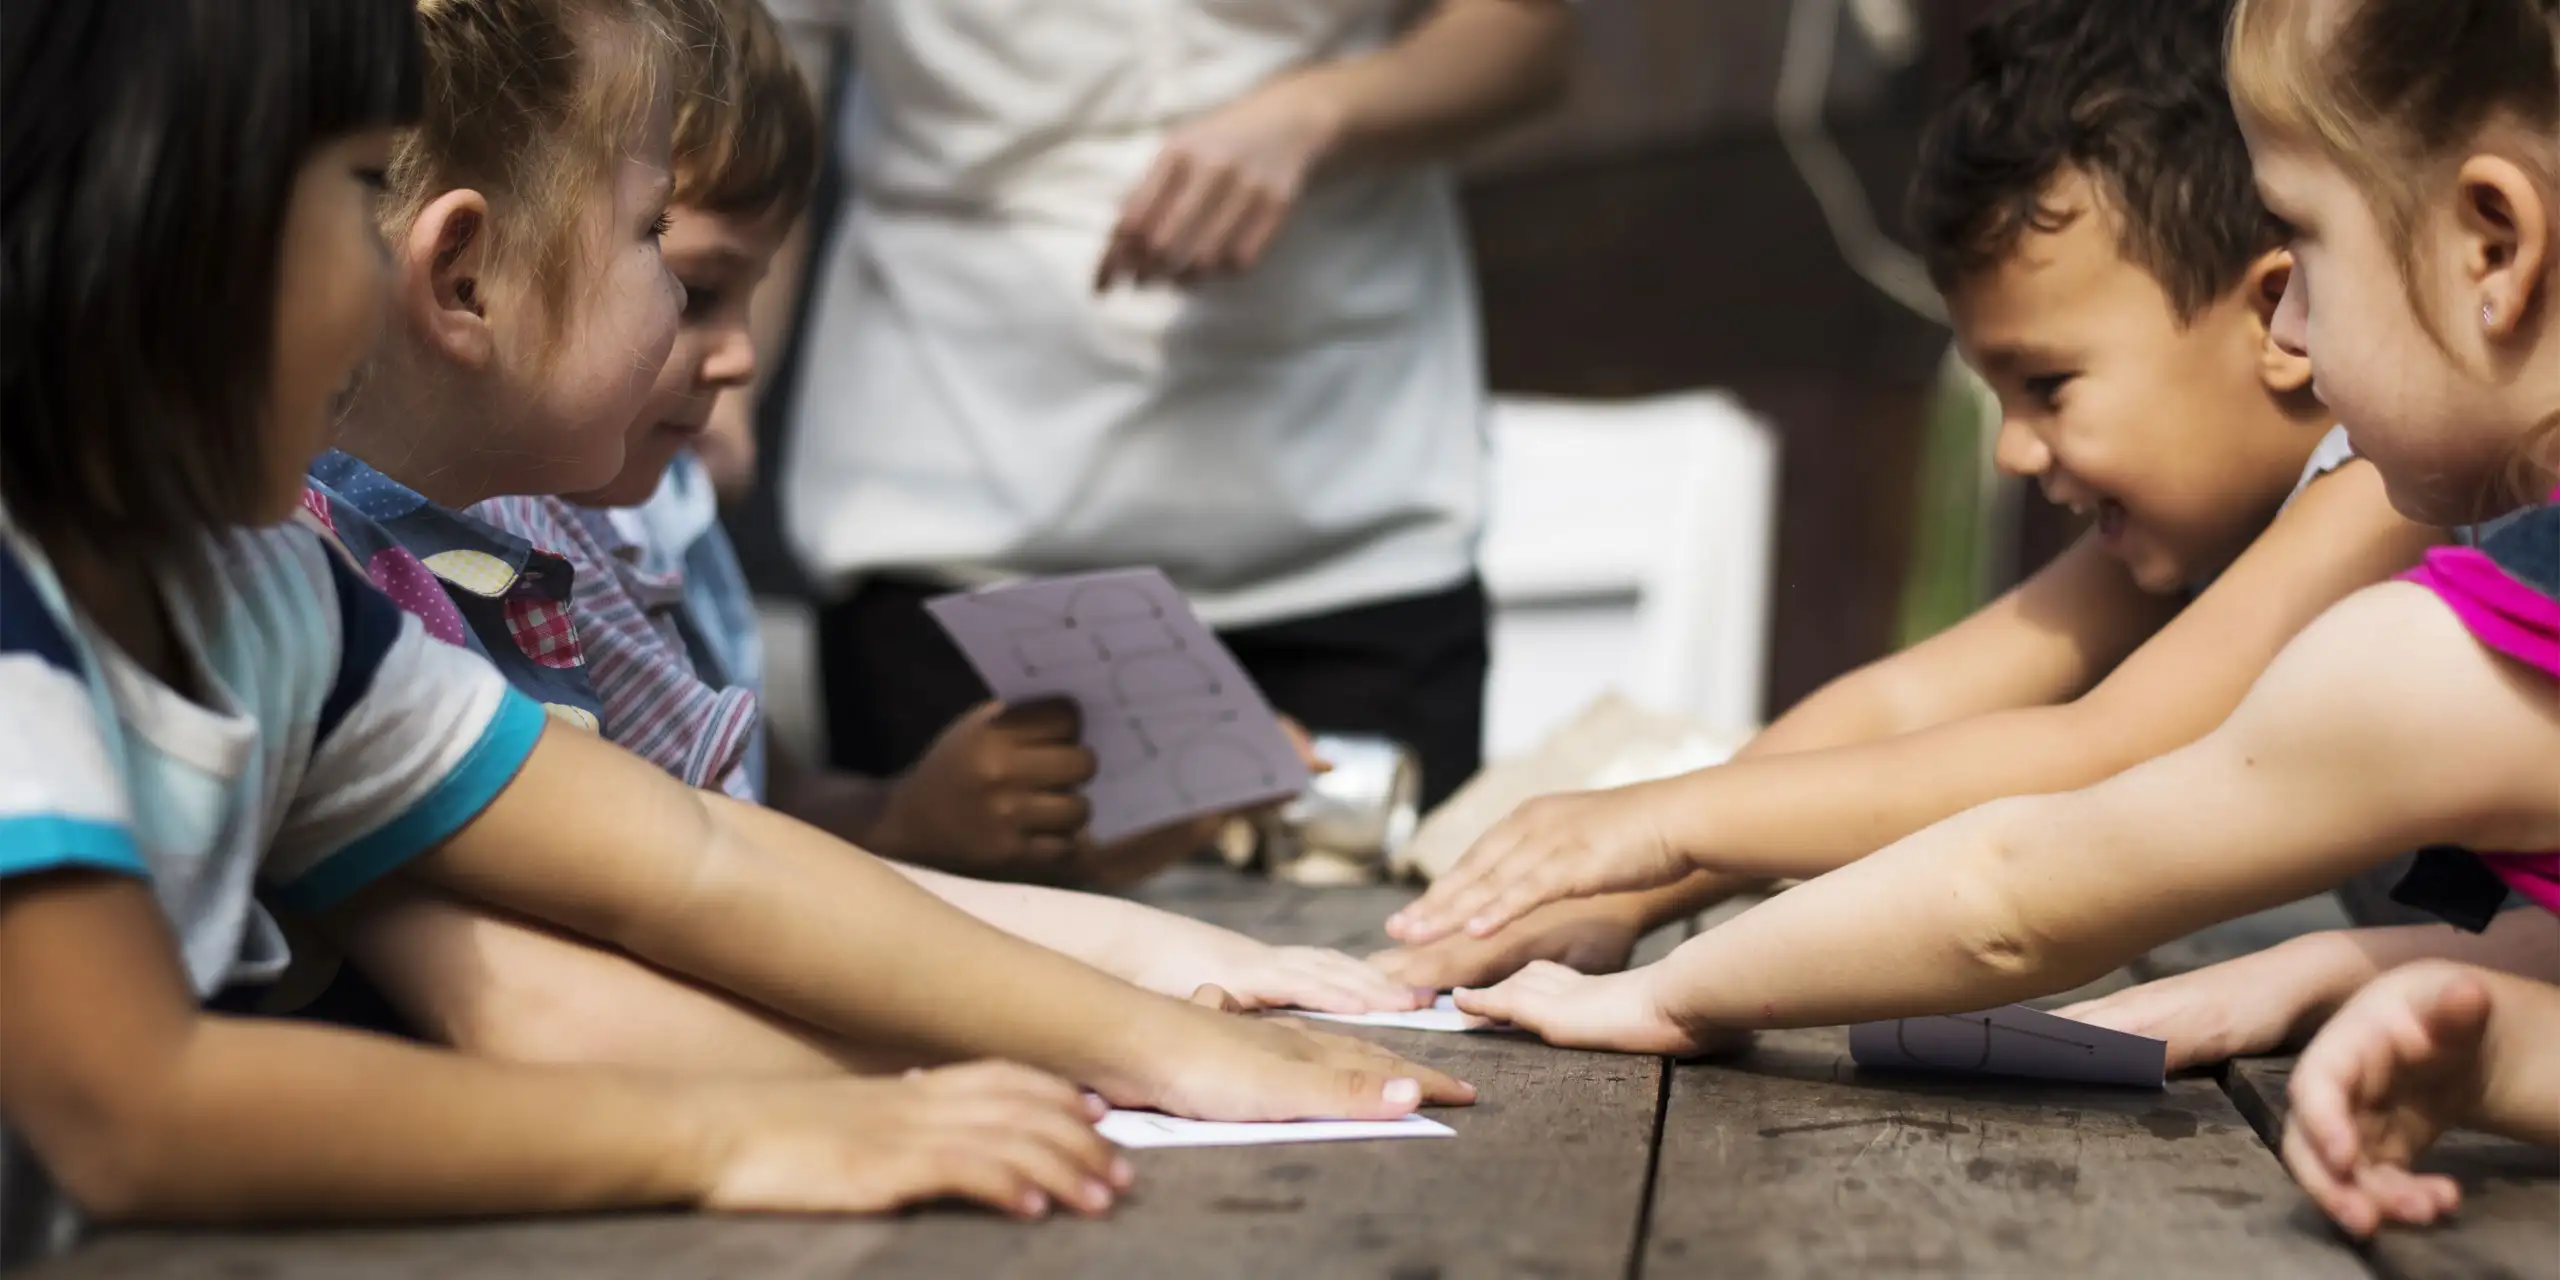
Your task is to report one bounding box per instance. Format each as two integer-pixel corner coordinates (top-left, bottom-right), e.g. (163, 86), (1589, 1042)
(927, 568), (1312, 845)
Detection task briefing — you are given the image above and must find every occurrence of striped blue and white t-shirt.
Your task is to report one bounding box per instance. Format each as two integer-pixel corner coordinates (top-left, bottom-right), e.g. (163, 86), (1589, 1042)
(0, 513), (547, 1266)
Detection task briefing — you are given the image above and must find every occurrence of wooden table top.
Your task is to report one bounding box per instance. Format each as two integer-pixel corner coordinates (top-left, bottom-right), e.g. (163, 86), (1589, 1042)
(35, 868), (2559, 1280)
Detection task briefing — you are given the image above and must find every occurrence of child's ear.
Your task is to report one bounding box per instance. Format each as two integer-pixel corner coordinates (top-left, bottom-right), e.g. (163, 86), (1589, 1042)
(2457, 154), (2548, 344)
(401, 189), (496, 370)
(2244, 248), (2313, 395)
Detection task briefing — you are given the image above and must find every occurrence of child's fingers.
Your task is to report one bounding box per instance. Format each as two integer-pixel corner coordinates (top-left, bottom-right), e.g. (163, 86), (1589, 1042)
(931, 1149), (1058, 1220)
(1450, 979), (1519, 1025)
(1306, 1032), (1476, 1107)
(1464, 876), (1567, 940)
(2422, 1172), (2463, 1220)
(2359, 1163), (2453, 1228)
(971, 1108), (1121, 1217)
(2281, 1120), (2377, 1239)
(1189, 983), (1249, 1013)
(1269, 978), (1374, 1016)
(1295, 949), (1425, 1010)
(1395, 858), (1515, 944)
(1390, 834), (1522, 941)
(1010, 790), (1094, 836)
(1009, 743), (1101, 790)
(990, 698), (1083, 743)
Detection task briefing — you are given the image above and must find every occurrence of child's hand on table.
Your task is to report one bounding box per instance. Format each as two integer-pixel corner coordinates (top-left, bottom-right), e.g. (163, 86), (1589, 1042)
(2280, 960), (2494, 1238)
(1450, 961), (1740, 1057)
(1097, 1002), (1478, 1122)
(1131, 929), (1424, 1016)
(1387, 783), (1690, 945)
(1369, 895), (1651, 991)
(699, 1061), (1127, 1219)
(2057, 934), (2366, 1072)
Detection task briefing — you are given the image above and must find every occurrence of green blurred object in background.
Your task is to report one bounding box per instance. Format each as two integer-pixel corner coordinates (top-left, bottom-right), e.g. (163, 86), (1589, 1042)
(1896, 346), (2011, 647)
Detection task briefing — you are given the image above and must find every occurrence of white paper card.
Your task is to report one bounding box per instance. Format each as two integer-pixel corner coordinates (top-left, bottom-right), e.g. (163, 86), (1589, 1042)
(1294, 994), (1494, 1033)
(1096, 1110), (1456, 1149)
(1848, 1004), (2167, 1088)
(925, 569), (1312, 844)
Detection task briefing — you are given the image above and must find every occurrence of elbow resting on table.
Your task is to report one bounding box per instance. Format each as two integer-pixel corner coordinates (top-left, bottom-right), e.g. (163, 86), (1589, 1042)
(41, 1104), (161, 1226)
(35, 1028), (220, 1226)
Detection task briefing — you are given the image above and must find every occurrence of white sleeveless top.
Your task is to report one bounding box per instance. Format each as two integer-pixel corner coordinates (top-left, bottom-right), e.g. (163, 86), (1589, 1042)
(777, 0), (1486, 628)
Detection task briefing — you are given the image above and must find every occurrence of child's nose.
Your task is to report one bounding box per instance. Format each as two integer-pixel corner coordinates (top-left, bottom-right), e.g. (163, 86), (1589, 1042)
(1991, 417), (2052, 478)
(700, 326), (756, 389)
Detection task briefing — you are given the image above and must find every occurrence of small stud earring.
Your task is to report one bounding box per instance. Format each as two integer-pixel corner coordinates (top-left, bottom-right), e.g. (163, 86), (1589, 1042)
(2483, 302), (2497, 329)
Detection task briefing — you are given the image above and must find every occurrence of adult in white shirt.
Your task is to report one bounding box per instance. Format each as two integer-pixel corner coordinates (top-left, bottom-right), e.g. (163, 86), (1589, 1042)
(775, 0), (1575, 853)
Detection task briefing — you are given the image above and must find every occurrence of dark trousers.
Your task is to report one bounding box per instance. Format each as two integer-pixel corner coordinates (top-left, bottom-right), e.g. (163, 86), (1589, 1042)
(818, 574), (1491, 811)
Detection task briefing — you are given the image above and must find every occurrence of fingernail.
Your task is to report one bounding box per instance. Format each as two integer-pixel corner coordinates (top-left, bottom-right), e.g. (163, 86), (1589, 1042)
(1110, 1157), (1135, 1187)
(1022, 1191), (1049, 1217)
(1081, 1179), (1113, 1211)
(1383, 1078), (1421, 1107)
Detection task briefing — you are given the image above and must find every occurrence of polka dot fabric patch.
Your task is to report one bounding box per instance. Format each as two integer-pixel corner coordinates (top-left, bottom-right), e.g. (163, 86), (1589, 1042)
(367, 550), (471, 649)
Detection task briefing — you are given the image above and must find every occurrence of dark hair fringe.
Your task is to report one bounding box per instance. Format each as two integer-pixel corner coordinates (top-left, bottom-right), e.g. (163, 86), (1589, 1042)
(2, 0), (423, 560)
(1906, 0), (2282, 321)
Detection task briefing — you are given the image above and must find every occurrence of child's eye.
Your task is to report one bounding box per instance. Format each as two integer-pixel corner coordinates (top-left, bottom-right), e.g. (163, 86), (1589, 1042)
(649, 211), (673, 240)
(2021, 374), (2073, 411)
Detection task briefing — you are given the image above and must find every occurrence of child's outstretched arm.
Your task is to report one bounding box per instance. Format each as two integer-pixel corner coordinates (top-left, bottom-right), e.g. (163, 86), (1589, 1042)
(1453, 582), (2560, 1053)
(889, 863), (1423, 1014)
(0, 871), (1120, 1225)
(2057, 909), (2560, 1070)
(1374, 534), (2176, 982)
(383, 728), (1475, 1121)
(1395, 464), (2435, 944)
(2283, 961), (2560, 1238)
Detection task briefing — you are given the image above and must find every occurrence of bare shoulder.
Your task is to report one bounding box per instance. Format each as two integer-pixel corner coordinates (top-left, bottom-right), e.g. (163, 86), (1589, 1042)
(2239, 582), (2560, 850)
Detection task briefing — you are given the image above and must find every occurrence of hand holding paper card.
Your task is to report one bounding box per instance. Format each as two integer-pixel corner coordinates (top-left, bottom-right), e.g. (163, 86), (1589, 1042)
(1848, 1004), (2167, 1088)
(926, 569), (1313, 844)
(1097, 1110), (1455, 1150)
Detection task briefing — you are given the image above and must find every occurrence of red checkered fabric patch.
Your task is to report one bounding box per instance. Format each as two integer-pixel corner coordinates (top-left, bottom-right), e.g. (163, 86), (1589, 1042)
(504, 595), (584, 669)
(299, 487), (337, 534)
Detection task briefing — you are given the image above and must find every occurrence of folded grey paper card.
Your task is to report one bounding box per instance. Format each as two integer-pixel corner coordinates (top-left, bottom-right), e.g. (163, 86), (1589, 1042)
(926, 569), (1312, 844)
(1849, 1004), (2167, 1088)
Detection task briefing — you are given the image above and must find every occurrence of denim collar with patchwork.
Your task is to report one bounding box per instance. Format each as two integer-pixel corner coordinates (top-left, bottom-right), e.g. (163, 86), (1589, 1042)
(303, 450), (606, 734)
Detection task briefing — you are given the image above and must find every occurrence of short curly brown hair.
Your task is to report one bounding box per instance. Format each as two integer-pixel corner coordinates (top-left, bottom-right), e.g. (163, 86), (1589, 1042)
(1908, 0), (2281, 323)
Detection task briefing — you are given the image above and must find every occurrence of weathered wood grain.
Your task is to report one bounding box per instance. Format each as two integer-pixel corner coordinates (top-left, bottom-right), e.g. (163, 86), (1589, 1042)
(1640, 1027), (2371, 1278)
(2225, 1057), (2560, 1280)
(30, 1216), (901, 1280)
